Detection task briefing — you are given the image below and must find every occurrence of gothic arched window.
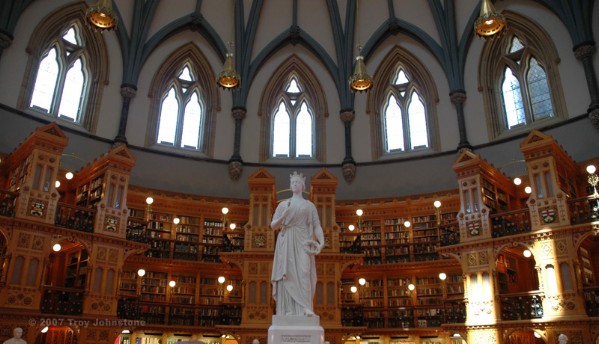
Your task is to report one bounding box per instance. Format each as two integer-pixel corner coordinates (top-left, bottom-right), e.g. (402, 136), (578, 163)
(479, 12), (566, 139)
(259, 56), (327, 162)
(19, 3), (108, 132)
(147, 43), (219, 156)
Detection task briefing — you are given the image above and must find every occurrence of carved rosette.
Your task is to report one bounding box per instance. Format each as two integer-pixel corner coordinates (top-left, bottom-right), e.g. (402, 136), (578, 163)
(546, 294), (576, 312)
(87, 296), (114, 315)
(5, 289), (35, 307)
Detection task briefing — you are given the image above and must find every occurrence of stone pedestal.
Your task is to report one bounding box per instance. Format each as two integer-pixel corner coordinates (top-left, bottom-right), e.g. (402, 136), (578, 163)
(268, 315), (324, 344)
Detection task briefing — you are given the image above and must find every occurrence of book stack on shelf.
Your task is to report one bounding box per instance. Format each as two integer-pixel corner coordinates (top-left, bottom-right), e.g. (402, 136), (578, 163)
(8, 155), (30, 192)
(119, 269), (138, 297)
(443, 274), (465, 323)
(126, 207), (147, 242)
(387, 276), (414, 328)
(411, 215), (440, 262)
(361, 220), (382, 265)
(384, 218), (411, 263)
(338, 222), (360, 253)
(202, 220), (224, 262)
(222, 225), (245, 252)
(173, 215), (201, 260)
(76, 175), (104, 208)
(415, 276), (443, 327)
(198, 277), (223, 327)
(481, 177), (510, 213)
(360, 278), (385, 328)
(145, 212), (173, 259)
(139, 271), (167, 324)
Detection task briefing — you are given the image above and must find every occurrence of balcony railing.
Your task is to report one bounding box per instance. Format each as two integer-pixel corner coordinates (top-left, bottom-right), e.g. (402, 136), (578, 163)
(491, 209), (531, 238)
(0, 190), (17, 217)
(40, 286), (84, 315)
(55, 203), (95, 233)
(500, 291), (543, 321)
(568, 197), (599, 224)
(340, 303), (466, 328)
(118, 300), (241, 327)
(440, 222), (460, 246)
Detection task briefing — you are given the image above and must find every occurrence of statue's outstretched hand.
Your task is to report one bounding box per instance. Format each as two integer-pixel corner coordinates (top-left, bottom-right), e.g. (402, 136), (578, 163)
(303, 240), (322, 255)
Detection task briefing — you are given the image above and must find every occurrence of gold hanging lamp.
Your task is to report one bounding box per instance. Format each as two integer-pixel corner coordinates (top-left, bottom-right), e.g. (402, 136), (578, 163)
(217, 42), (240, 90)
(474, 0), (507, 39)
(349, 45), (373, 92)
(86, 0), (118, 32)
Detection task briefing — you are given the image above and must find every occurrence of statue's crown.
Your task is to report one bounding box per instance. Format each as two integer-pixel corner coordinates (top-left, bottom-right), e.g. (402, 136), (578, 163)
(290, 171), (305, 182)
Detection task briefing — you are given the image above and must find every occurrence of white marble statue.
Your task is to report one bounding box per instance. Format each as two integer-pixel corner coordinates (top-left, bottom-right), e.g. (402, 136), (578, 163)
(3, 328), (26, 344)
(271, 171), (325, 317)
(558, 334), (568, 344)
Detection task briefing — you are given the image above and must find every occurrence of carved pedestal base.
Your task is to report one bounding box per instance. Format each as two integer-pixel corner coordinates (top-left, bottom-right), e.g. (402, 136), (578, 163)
(268, 315), (324, 344)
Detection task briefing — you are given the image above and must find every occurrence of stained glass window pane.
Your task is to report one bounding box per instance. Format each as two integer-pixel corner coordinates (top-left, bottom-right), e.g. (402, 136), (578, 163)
(273, 102), (290, 157)
(295, 102), (313, 157)
(408, 92), (428, 149)
(181, 92), (202, 149)
(58, 58), (85, 122)
(157, 88), (179, 145)
(30, 48), (59, 112)
(384, 94), (404, 151)
(527, 57), (553, 121)
(502, 67), (525, 129)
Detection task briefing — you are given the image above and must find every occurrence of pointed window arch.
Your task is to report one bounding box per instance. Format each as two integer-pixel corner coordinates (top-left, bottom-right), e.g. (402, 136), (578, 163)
(156, 65), (205, 150)
(369, 49), (439, 158)
(269, 77), (315, 158)
(19, 3), (108, 132)
(259, 56), (327, 162)
(479, 12), (566, 139)
(29, 25), (88, 123)
(147, 44), (219, 156)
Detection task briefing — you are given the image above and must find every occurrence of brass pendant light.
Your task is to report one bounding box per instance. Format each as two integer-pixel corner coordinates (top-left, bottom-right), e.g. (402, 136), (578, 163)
(86, 0), (118, 32)
(349, 0), (372, 93)
(474, 0), (507, 39)
(349, 46), (373, 92)
(217, 42), (240, 90)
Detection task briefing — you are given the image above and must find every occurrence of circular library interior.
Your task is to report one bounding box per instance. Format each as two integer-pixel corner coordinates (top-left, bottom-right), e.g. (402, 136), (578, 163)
(0, 0), (598, 343)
